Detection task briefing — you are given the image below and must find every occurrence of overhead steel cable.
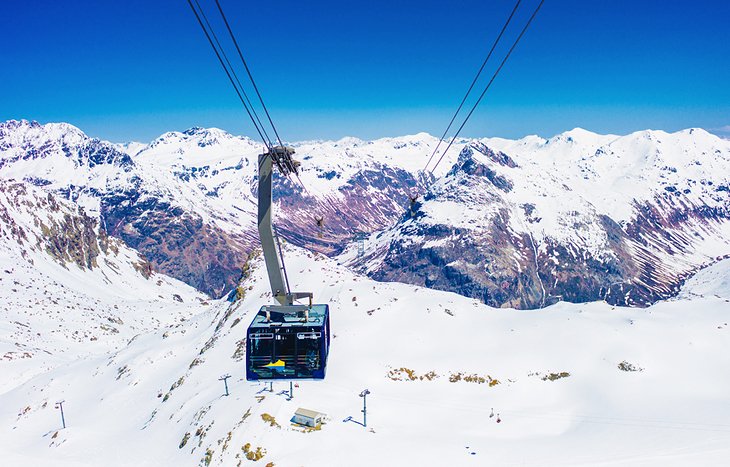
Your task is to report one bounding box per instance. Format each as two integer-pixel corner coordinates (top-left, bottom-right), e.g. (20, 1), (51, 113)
(213, 0), (320, 200)
(189, 0), (328, 243)
(429, 0), (545, 175)
(214, 0), (285, 149)
(192, 0), (273, 149)
(186, 0), (271, 149)
(423, 0), (522, 174)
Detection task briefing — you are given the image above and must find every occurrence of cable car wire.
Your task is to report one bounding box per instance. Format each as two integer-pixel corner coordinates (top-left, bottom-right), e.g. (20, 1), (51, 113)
(429, 0), (545, 176)
(423, 0), (522, 174)
(186, 0), (271, 149)
(214, 0), (285, 149)
(192, 0), (274, 149)
(211, 1), (317, 217)
(189, 1), (309, 200)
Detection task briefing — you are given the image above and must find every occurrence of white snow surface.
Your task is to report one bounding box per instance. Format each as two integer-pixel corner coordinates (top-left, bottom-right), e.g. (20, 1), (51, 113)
(479, 127), (730, 223)
(678, 258), (730, 300)
(1, 245), (729, 466)
(0, 181), (208, 391)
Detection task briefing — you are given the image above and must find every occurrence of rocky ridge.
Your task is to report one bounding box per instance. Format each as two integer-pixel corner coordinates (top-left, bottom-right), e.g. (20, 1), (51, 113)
(2, 119), (730, 308)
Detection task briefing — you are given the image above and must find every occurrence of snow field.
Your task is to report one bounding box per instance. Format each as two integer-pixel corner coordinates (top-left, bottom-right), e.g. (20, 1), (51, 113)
(2, 248), (729, 466)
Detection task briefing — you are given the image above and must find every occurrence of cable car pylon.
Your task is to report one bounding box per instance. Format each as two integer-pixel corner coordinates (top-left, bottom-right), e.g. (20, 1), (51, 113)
(246, 146), (331, 381)
(186, 0), (332, 382)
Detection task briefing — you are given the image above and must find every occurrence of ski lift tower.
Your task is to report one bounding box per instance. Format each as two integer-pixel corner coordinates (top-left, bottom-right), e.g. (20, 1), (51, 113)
(246, 146), (331, 381)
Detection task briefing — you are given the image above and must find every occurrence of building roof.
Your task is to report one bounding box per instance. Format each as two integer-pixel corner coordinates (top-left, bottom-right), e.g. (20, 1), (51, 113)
(295, 408), (325, 419)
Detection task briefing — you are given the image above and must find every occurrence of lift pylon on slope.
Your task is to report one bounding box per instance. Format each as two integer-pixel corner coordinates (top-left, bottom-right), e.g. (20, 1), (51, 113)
(246, 146), (331, 381)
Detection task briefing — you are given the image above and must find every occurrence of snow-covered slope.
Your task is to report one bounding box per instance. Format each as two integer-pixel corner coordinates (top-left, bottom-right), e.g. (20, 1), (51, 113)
(0, 179), (208, 389)
(347, 130), (730, 308)
(1, 245), (729, 466)
(678, 258), (730, 300)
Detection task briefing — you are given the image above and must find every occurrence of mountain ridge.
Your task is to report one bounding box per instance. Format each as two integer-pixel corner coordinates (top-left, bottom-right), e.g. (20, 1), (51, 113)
(1, 119), (729, 308)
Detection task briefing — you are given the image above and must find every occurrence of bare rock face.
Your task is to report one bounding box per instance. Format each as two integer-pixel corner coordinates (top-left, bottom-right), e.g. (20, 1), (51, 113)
(0, 179), (151, 274)
(275, 165), (429, 255)
(100, 193), (251, 298)
(366, 208), (623, 310)
(0, 180), (103, 268)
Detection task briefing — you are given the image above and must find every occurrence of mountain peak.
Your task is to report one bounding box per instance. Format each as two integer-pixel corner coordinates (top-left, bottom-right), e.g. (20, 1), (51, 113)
(334, 136), (365, 146)
(0, 120), (89, 154)
(182, 126), (205, 136)
(0, 119), (86, 139)
(548, 127), (609, 144)
(150, 127), (250, 148)
(564, 127), (596, 137)
(0, 119), (41, 130)
(675, 127), (718, 141)
(181, 126), (233, 138)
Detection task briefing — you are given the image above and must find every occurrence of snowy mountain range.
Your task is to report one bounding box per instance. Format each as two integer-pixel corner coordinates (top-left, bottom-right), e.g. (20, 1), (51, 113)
(2, 119), (729, 309)
(346, 128), (730, 308)
(2, 119), (730, 465)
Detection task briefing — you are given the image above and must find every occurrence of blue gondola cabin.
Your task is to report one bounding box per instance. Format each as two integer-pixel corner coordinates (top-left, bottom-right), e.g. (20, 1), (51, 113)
(246, 304), (330, 380)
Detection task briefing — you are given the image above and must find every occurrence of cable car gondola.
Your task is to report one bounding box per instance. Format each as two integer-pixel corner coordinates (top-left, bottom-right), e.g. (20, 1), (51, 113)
(245, 146), (332, 381)
(246, 304), (330, 380)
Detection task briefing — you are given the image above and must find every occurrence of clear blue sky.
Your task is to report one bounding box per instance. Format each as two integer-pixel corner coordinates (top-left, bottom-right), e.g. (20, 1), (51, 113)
(2, 0), (729, 142)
